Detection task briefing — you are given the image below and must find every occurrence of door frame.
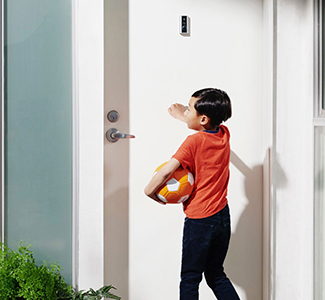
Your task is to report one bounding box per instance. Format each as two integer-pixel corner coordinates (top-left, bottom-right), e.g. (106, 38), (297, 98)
(75, 0), (105, 290)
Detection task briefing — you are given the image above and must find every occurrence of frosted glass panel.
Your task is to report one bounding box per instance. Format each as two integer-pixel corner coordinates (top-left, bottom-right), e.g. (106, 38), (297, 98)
(4, 0), (73, 283)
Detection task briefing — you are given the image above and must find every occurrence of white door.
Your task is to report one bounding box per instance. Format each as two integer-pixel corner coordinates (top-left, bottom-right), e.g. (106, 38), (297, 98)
(103, 1), (264, 300)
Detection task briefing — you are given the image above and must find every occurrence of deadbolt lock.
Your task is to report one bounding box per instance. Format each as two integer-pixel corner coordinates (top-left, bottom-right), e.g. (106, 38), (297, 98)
(107, 110), (120, 123)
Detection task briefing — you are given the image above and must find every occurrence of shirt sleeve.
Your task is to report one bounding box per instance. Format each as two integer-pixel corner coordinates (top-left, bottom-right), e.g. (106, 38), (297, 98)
(172, 134), (197, 173)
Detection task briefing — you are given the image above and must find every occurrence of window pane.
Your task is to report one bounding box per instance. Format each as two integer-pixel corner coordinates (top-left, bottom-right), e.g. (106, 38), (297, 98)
(4, 0), (73, 284)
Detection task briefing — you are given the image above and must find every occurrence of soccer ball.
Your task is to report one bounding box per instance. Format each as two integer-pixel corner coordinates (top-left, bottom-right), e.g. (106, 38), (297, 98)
(154, 162), (194, 204)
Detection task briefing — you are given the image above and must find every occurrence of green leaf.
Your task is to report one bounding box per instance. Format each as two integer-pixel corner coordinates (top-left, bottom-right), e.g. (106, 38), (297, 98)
(0, 242), (73, 300)
(0, 242), (120, 300)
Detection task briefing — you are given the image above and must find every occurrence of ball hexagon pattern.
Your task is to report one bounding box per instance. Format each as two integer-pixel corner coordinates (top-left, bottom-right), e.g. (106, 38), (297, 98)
(154, 162), (194, 204)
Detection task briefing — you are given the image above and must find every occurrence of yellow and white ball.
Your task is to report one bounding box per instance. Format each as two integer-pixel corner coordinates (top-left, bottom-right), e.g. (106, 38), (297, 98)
(154, 162), (194, 204)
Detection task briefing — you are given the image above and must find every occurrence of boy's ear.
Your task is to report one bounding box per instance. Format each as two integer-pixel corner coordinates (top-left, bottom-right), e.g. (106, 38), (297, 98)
(200, 115), (210, 126)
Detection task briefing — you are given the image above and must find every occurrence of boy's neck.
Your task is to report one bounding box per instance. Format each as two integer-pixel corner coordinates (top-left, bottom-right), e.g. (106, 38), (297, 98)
(203, 124), (218, 131)
(196, 127), (218, 133)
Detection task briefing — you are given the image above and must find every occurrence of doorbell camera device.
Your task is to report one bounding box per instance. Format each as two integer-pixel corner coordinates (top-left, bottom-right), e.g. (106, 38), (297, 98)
(180, 15), (190, 36)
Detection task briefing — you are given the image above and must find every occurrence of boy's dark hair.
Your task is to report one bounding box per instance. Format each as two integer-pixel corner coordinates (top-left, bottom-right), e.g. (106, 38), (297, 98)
(192, 88), (232, 128)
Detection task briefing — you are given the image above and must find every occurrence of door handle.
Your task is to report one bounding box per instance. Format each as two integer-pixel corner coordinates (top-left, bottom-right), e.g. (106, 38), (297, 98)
(106, 128), (135, 143)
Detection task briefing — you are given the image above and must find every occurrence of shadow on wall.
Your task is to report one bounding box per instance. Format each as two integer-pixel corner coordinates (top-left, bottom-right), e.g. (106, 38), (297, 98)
(225, 150), (263, 300)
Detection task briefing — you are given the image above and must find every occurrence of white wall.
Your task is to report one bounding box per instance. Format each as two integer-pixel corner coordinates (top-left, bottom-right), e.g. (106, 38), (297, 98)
(271, 0), (314, 299)
(129, 1), (263, 299)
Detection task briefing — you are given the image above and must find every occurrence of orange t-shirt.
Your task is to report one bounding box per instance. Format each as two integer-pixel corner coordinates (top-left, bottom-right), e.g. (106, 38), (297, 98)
(172, 125), (230, 219)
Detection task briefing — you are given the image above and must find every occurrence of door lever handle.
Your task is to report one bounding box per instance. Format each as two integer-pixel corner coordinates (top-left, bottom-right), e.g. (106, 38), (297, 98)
(106, 128), (135, 143)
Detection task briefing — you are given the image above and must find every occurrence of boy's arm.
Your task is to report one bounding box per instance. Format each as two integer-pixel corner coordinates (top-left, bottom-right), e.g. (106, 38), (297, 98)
(144, 158), (181, 205)
(168, 103), (188, 122)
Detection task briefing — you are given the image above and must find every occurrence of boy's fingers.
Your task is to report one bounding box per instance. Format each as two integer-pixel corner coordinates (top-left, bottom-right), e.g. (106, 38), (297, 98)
(156, 200), (166, 205)
(153, 195), (166, 205)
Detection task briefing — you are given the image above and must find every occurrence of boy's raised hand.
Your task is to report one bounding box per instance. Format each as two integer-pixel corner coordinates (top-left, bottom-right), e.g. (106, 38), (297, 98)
(168, 103), (187, 122)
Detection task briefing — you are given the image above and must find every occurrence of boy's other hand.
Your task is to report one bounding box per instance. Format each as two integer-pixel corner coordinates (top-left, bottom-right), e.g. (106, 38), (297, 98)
(168, 103), (187, 122)
(144, 186), (166, 205)
(153, 197), (167, 205)
(144, 158), (181, 206)
(146, 192), (167, 205)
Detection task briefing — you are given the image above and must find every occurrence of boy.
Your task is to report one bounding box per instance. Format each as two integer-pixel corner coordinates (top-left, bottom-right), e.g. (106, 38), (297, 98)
(144, 88), (240, 300)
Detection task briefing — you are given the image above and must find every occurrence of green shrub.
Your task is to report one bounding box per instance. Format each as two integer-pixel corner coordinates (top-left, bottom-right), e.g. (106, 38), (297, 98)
(0, 242), (120, 300)
(0, 242), (72, 300)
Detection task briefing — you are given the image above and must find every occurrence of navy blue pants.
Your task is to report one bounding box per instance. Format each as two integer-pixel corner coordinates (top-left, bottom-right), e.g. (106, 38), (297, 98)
(180, 204), (240, 300)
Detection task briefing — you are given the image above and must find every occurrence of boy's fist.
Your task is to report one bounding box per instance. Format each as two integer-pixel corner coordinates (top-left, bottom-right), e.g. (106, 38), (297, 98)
(168, 103), (187, 122)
